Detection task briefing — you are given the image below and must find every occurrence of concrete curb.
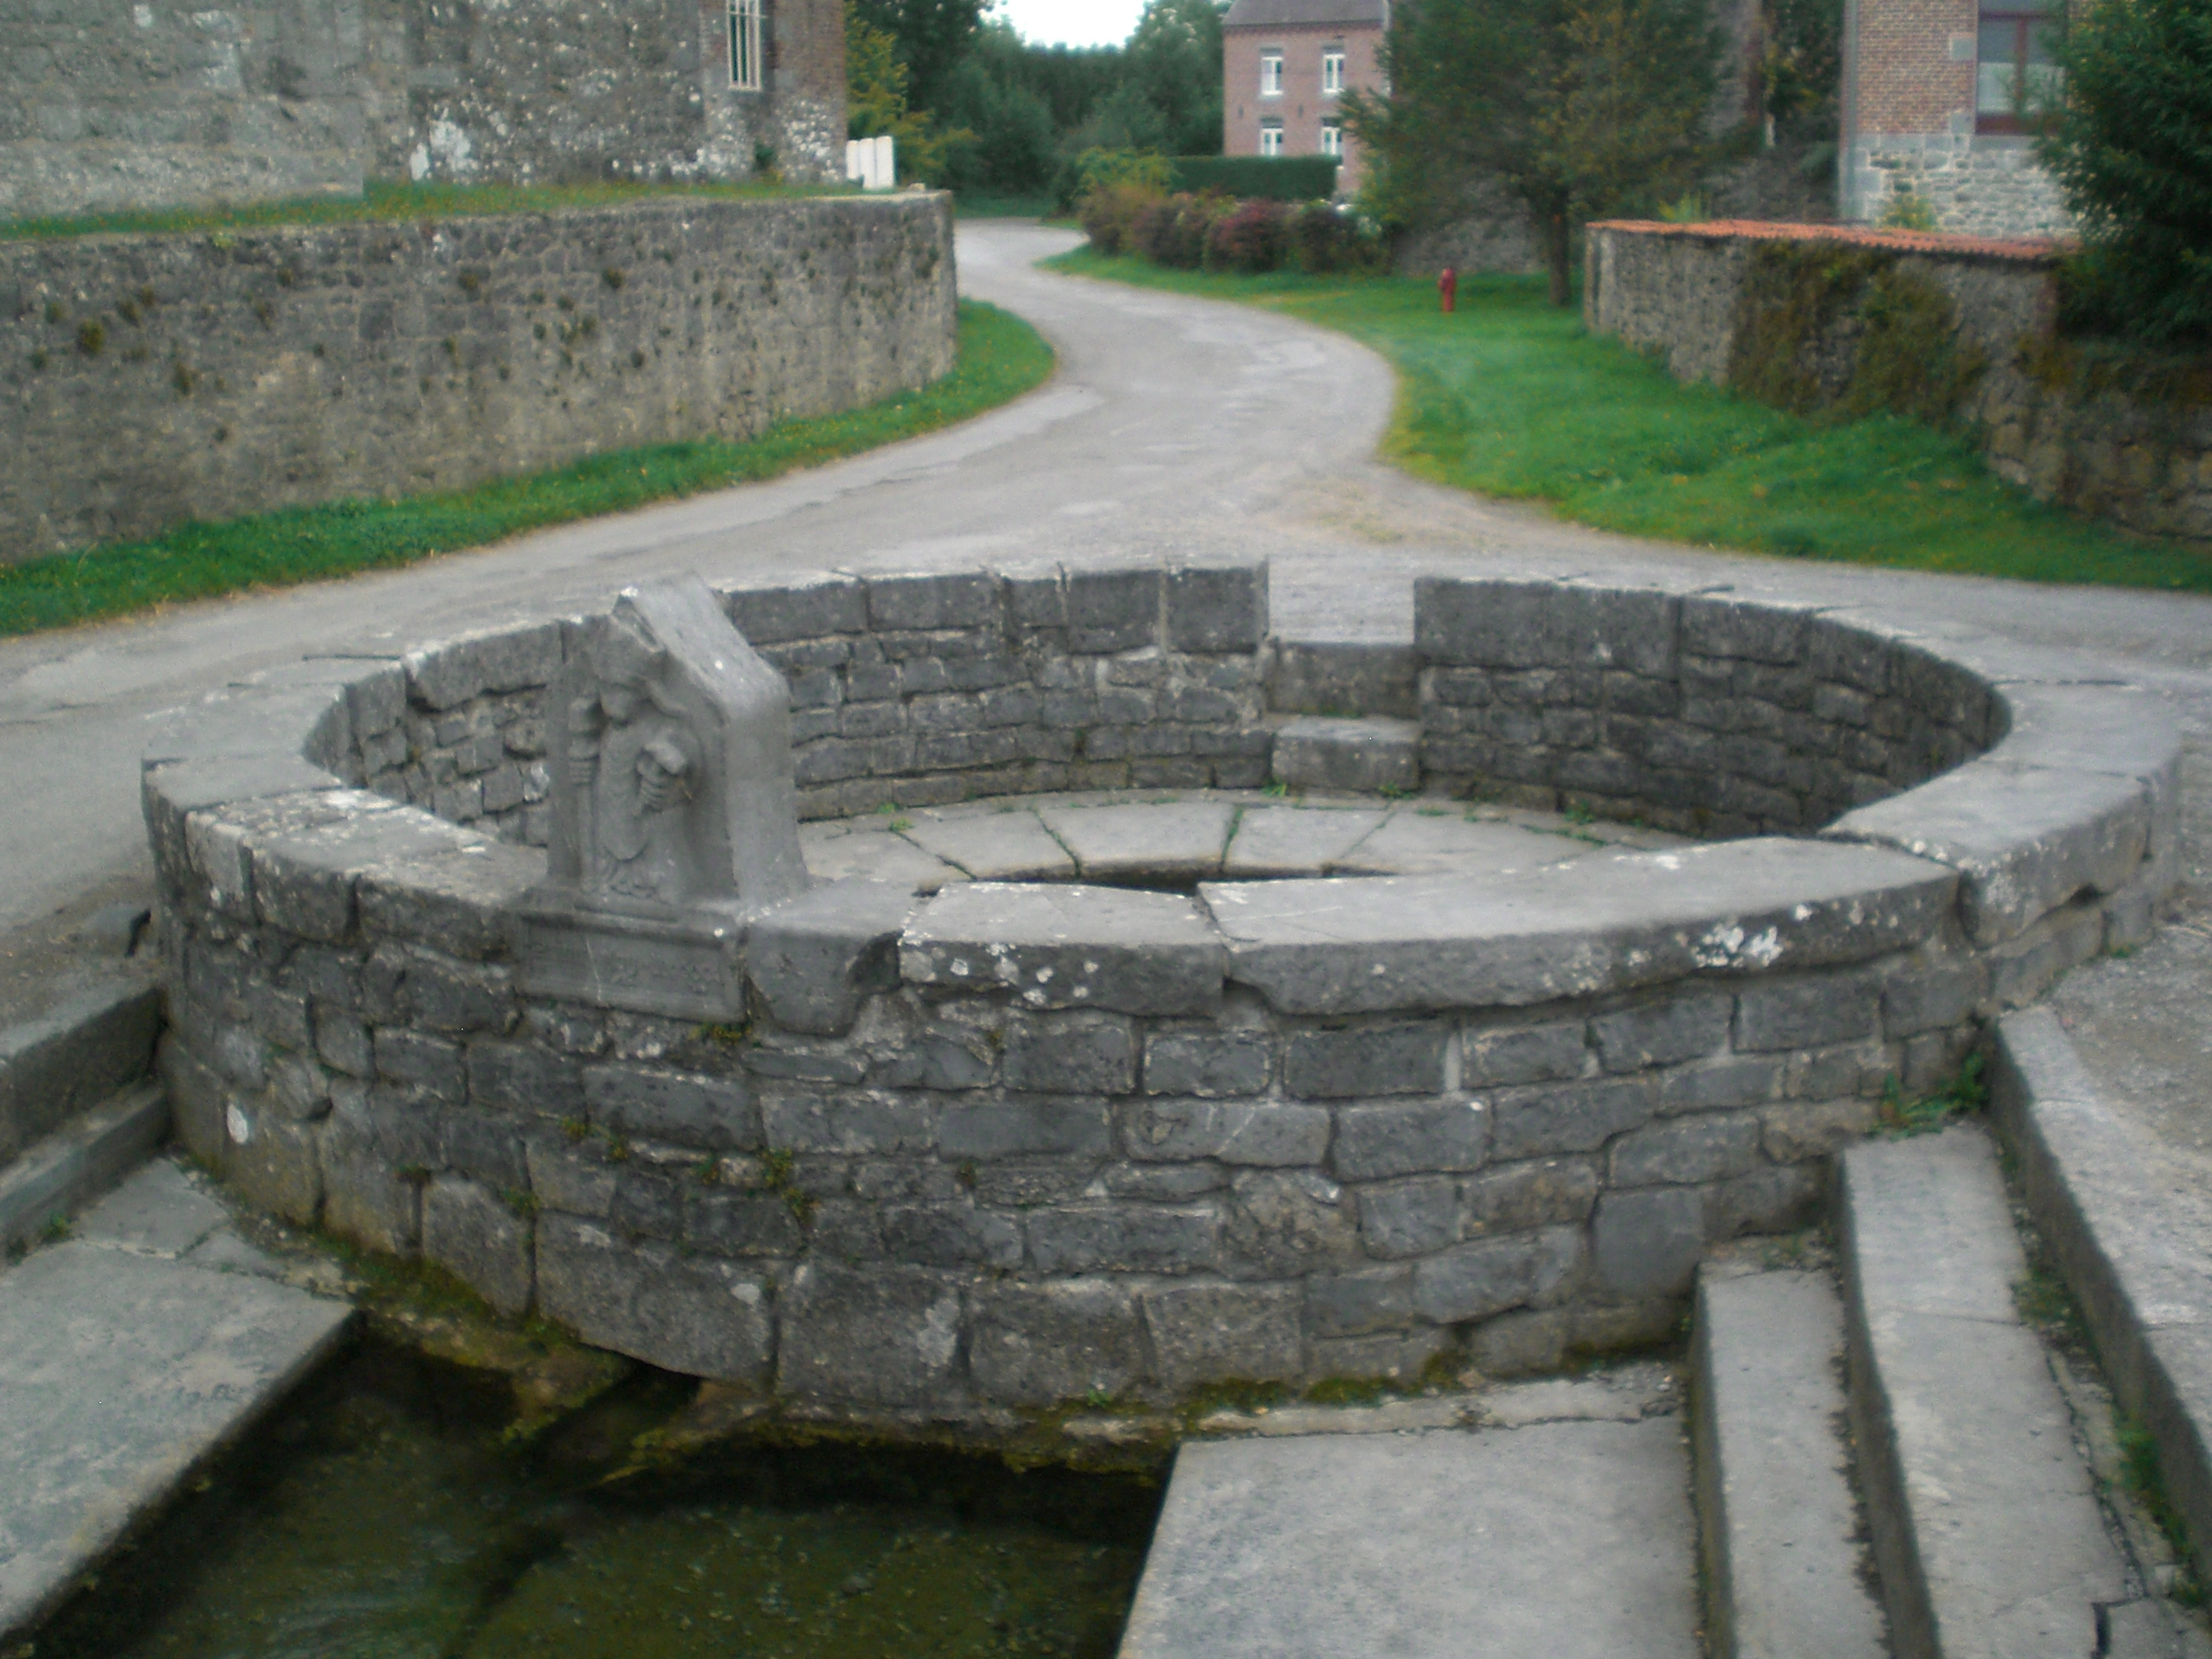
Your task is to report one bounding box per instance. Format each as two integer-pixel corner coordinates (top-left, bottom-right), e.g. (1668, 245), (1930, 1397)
(1991, 1006), (2212, 1600)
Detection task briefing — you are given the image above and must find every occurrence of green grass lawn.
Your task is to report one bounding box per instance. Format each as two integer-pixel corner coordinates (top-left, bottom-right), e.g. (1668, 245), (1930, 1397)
(0, 299), (1052, 638)
(1046, 247), (2212, 595)
(0, 178), (866, 244)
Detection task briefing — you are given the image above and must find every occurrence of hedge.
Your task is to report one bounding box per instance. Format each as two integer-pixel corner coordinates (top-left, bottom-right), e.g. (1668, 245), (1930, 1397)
(1167, 156), (1339, 200)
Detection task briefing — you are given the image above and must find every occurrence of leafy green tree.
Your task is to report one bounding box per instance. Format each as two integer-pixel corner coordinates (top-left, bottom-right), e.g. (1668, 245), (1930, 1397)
(1760, 0), (1843, 141)
(1346, 0), (1721, 305)
(847, 1), (969, 181)
(939, 23), (1064, 192)
(849, 0), (989, 116)
(2038, 0), (2212, 343)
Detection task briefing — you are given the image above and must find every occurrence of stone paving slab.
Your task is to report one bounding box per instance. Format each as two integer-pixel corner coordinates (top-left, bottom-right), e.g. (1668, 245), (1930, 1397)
(1220, 804), (1388, 878)
(1333, 808), (1585, 876)
(898, 807), (1077, 881)
(1038, 800), (1237, 880)
(797, 820), (966, 890)
(0, 1189), (353, 1641)
(1116, 1415), (1698, 1659)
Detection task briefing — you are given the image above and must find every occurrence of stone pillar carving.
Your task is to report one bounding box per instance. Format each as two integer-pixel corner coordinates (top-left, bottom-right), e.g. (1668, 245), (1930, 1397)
(518, 575), (809, 1019)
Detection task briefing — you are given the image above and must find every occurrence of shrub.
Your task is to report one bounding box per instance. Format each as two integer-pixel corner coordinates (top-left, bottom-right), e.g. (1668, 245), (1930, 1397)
(2039, 0), (2212, 343)
(1204, 197), (1292, 272)
(1289, 200), (1379, 273)
(1133, 192), (1232, 268)
(1079, 179), (1165, 255)
(1057, 147), (1176, 215)
(1878, 190), (1937, 231)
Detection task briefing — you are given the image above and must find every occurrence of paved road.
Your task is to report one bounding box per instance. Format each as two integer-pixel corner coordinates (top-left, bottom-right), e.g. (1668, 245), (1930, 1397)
(0, 218), (2207, 951)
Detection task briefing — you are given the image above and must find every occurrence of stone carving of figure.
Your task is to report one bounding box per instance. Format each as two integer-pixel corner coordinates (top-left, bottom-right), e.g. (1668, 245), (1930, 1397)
(567, 618), (706, 908)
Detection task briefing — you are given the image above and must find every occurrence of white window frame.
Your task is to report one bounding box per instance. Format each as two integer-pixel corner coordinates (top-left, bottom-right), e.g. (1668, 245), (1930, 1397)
(1259, 120), (1284, 156)
(729, 0), (764, 90)
(1259, 50), (1284, 96)
(1321, 49), (1345, 96)
(1320, 119), (1342, 156)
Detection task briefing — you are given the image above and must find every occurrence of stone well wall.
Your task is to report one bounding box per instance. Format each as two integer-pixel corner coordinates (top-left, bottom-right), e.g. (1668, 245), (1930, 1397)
(0, 192), (955, 562)
(1584, 219), (2212, 545)
(145, 562), (2181, 1420)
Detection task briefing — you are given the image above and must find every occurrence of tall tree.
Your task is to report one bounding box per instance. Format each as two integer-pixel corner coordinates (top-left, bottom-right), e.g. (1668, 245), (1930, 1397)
(2038, 0), (2212, 342)
(850, 0), (989, 115)
(1346, 0), (1721, 305)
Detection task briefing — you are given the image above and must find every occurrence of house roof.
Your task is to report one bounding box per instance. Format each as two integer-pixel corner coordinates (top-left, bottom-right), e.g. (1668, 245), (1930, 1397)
(1221, 0), (1386, 31)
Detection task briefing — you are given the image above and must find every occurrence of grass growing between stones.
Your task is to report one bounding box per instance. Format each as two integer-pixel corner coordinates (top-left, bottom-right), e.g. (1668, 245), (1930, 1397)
(0, 300), (1052, 637)
(1046, 249), (2212, 595)
(0, 177), (865, 243)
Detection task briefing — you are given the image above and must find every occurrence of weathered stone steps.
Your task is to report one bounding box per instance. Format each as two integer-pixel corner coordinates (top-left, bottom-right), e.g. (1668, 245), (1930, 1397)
(1840, 1124), (2130, 1658)
(1693, 1264), (1887, 1659)
(1270, 715), (1422, 795)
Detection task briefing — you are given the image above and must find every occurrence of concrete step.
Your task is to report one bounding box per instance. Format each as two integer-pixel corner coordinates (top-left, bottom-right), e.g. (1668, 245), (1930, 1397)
(1840, 1124), (2130, 1658)
(0, 976), (163, 1176)
(0, 1081), (169, 1254)
(0, 1159), (353, 1644)
(1270, 714), (1421, 795)
(1117, 1372), (1698, 1658)
(1693, 1265), (1888, 1659)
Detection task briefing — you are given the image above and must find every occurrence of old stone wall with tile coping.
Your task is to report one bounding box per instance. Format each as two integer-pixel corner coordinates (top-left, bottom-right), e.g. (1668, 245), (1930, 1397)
(0, 192), (954, 562)
(1584, 220), (2212, 544)
(143, 562), (2182, 1422)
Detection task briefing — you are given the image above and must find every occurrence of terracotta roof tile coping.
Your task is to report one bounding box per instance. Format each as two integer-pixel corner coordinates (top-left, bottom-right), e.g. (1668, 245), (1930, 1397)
(1591, 218), (2074, 265)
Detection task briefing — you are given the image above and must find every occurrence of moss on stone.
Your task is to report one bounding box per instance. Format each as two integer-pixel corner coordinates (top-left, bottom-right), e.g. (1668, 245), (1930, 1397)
(1727, 243), (1881, 415)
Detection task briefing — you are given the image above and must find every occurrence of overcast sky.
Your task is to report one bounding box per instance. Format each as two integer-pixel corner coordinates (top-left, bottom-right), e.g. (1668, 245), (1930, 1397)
(996, 0), (1149, 48)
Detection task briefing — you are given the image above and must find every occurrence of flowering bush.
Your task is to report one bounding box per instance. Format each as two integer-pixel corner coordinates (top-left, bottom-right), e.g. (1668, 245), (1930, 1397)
(1204, 197), (1293, 272)
(1133, 192), (1233, 269)
(1080, 180), (1166, 255)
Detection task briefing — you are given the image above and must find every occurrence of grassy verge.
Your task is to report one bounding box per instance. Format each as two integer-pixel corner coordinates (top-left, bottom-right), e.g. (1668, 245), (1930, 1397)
(0, 178), (865, 244)
(0, 299), (1052, 637)
(1046, 247), (2212, 595)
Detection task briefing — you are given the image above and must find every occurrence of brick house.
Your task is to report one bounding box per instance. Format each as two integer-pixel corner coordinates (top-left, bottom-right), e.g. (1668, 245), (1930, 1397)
(1839, 0), (2071, 234)
(1220, 0), (1386, 194)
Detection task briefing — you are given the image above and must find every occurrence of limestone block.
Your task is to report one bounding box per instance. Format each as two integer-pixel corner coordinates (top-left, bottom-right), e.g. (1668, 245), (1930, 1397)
(1001, 1010), (1138, 1095)
(1607, 1112), (1763, 1186)
(683, 1188), (805, 1258)
(1463, 1020), (1590, 1086)
(537, 1215), (772, 1383)
(1164, 564), (1269, 653)
(467, 1038), (585, 1117)
(1656, 1055), (1789, 1115)
(776, 1261), (965, 1406)
(1415, 577), (1679, 679)
(372, 1028), (465, 1105)
(939, 1098), (1113, 1161)
(865, 570), (1000, 632)
(1462, 1158), (1602, 1236)
(1491, 1076), (1654, 1159)
(1410, 1226), (1584, 1323)
(969, 1278), (1148, 1404)
(583, 1064), (753, 1148)
(1590, 996), (1731, 1071)
(1305, 1263), (1419, 1337)
(879, 1203), (1024, 1269)
(1142, 1280), (1303, 1386)
(761, 1088), (939, 1155)
(320, 1116), (419, 1256)
(1026, 1203), (1221, 1273)
(747, 878), (920, 1036)
(1066, 566), (1162, 653)
(901, 883), (1227, 1016)
(1733, 976), (1881, 1053)
(1143, 1030), (1273, 1097)
(1592, 1187), (1705, 1296)
(1332, 1098), (1492, 1180)
(1284, 1024), (1448, 1099)
(1120, 1098), (1330, 1166)
(423, 1176), (533, 1317)
(720, 572), (867, 643)
(405, 623), (562, 712)
(1270, 716), (1420, 795)
(357, 843), (543, 961)
(1357, 1175), (1459, 1258)
(1225, 1170), (1359, 1273)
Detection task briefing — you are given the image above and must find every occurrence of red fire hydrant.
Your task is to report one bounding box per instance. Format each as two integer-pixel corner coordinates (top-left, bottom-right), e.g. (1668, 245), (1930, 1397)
(1438, 265), (1457, 313)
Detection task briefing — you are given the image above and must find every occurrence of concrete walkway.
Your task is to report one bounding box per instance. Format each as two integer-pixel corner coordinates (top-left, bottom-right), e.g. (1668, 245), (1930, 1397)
(0, 1158), (353, 1643)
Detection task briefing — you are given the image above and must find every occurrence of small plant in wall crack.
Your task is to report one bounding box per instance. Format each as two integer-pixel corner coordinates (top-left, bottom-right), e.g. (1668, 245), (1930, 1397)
(1875, 1051), (1987, 1137)
(756, 1146), (818, 1225)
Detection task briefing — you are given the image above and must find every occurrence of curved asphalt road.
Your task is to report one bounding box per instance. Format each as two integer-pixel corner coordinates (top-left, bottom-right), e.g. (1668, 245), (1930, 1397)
(0, 218), (2206, 951)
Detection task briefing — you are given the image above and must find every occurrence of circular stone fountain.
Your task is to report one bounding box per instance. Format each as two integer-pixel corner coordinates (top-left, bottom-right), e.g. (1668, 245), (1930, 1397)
(144, 560), (2181, 1425)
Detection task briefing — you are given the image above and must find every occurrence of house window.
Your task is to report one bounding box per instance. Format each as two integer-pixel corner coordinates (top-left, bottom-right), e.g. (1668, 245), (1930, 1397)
(1320, 119), (1342, 156)
(1322, 49), (1345, 96)
(729, 0), (764, 90)
(1259, 120), (1284, 156)
(1976, 0), (2061, 130)
(1260, 51), (1284, 96)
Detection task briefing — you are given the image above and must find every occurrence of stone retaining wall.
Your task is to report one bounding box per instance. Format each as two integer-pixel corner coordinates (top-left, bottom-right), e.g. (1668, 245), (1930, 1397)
(144, 562), (2181, 1423)
(1584, 219), (2212, 545)
(0, 192), (954, 563)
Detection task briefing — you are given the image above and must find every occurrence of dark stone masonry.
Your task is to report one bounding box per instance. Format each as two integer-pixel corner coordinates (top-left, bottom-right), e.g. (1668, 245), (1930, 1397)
(145, 562), (2181, 1425)
(0, 192), (957, 562)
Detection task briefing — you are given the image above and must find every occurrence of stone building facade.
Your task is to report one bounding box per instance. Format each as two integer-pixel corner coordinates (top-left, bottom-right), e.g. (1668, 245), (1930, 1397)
(1220, 0), (1383, 194)
(1838, 0), (2072, 233)
(0, 0), (848, 222)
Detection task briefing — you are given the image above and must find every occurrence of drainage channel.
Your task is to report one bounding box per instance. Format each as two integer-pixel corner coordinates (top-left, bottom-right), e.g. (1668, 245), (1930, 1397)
(27, 1339), (1163, 1659)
